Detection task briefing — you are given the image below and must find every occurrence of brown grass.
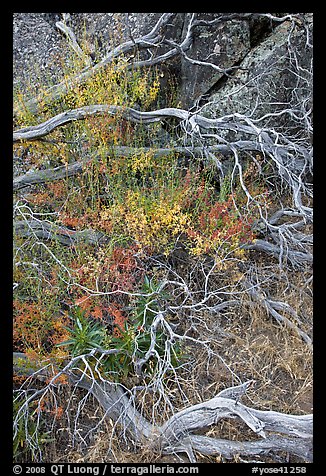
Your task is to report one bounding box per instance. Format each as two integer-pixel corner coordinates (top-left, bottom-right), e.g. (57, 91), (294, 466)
(41, 253), (312, 464)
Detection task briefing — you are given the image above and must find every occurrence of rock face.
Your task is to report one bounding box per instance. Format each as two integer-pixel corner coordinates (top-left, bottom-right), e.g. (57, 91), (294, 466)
(202, 14), (313, 133)
(179, 13), (251, 108)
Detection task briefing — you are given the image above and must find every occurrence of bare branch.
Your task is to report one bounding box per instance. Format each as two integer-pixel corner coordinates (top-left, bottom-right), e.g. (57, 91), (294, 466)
(56, 21), (93, 67)
(14, 218), (108, 246)
(13, 161), (83, 191)
(14, 353), (313, 462)
(242, 239), (313, 267)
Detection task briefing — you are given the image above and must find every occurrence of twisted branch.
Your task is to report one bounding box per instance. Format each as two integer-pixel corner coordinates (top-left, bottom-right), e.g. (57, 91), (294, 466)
(14, 352), (313, 462)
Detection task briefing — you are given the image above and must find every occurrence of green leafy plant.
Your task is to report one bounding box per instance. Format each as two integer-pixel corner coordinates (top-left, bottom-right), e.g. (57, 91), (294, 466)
(57, 277), (181, 382)
(57, 307), (106, 356)
(219, 172), (232, 202)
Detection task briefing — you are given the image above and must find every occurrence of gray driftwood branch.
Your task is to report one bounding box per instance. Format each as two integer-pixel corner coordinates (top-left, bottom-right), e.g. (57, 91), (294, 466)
(242, 239), (313, 266)
(243, 276), (312, 346)
(13, 142), (258, 191)
(56, 20), (93, 67)
(13, 219), (108, 246)
(13, 162), (83, 191)
(13, 104), (258, 142)
(13, 351), (313, 462)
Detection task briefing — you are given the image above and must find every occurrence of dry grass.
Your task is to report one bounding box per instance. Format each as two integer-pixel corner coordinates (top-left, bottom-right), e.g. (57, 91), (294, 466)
(40, 252), (312, 464)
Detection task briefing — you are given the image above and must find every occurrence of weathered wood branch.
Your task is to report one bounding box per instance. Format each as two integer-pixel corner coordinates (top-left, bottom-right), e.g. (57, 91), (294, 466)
(242, 239), (313, 266)
(13, 104), (258, 142)
(13, 162), (83, 190)
(14, 352), (313, 462)
(13, 142), (260, 191)
(56, 20), (93, 66)
(13, 219), (108, 246)
(14, 105), (115, 142)
(172, 434), (312, 462)
(264, 299), (312, 347)
(243, 277), (312, 347)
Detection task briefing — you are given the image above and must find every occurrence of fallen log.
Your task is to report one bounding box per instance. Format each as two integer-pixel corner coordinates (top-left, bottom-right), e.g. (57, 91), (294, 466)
(13, 219), (108, 246)
(13, 351), (313, 462)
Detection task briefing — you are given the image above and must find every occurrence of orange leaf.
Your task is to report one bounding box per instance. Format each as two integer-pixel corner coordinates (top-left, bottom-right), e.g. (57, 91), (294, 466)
(92, 305), (103, 320)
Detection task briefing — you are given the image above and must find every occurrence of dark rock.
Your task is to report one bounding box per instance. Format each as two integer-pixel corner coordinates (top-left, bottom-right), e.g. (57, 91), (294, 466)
(179, 13), (251, 109)
(202, 14), (313, 135)
(248, 15), (274, 47)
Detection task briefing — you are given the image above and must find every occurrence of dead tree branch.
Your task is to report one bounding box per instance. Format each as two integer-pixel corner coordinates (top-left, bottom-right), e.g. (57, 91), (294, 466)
(13, 142), (266, 191)
(242, 239), (313, 267)
(56, 20), (93, 67)
(14, 352), (313, 462)
(14, 219), (108, 246)
(13, 162), (83, 191)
